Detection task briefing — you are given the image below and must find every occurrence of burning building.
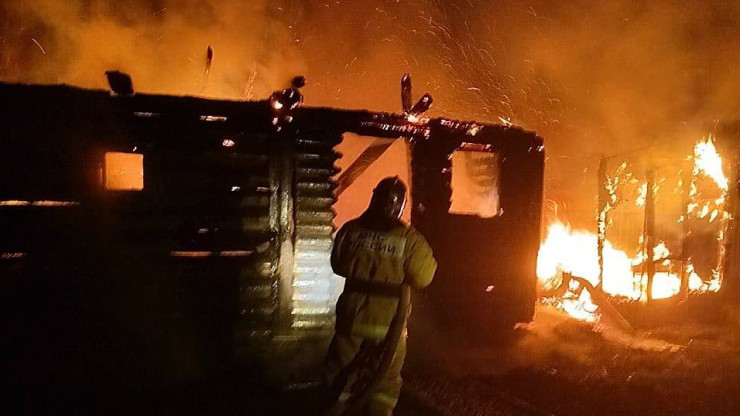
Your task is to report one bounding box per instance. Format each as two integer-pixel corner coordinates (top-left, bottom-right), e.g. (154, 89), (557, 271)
(0, 78), (543, 392)
(537, 136), (738, 325)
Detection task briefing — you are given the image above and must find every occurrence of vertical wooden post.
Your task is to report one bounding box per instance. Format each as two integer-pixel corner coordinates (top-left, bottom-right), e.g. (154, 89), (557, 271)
(679, 166), (691, 300)
(722, 151), (740, 301)
(597, 155), (608, 293)
(645, 168), (656, 302)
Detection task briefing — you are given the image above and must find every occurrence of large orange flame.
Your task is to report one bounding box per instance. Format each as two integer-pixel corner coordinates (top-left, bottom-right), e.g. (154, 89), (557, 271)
(539, 136), (728, 322)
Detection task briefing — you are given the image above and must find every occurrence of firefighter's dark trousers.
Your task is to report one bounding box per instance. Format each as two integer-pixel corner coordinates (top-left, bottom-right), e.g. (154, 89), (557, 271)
(323, 331), (407, 416)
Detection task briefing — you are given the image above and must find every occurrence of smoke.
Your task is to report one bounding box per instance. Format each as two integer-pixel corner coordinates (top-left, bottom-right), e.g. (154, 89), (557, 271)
(1, 0), (738, 225)
(0, 0), (305, 98)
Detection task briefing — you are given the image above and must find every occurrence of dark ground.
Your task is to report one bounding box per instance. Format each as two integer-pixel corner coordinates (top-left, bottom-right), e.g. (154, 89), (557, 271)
(5, 376), (440, 416)
(5, 304), (738, 415)
(404, 303), (740, 416)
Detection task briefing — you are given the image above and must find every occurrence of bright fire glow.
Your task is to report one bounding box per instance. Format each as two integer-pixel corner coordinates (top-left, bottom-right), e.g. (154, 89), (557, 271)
(693, 136), (728, 191)
(537, 222), (634, 296)
(539, 136), (728, 322)
(537, 222), (721, 321)
(537, 222), (683, 302)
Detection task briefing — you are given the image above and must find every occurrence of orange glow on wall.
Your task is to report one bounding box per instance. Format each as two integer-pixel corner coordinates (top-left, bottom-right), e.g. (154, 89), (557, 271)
(104, 152), (143, 191)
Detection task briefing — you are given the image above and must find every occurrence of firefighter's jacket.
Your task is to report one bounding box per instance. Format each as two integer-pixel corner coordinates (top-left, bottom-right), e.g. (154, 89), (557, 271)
(331, 218), (437, 340)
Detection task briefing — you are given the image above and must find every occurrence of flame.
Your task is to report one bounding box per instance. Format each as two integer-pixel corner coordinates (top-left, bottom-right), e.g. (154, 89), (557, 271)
(537, 222), (680, 301)
(537, 222), (633, 296)
(693, 136), (728, 191)
(537, 221), (721, 321)
(562, 284), (600, 323)
(542, 135), (730, 322)
(636, 183), (647, 207)
(406, 114), (420, 123)
(687, 136), (729, 224)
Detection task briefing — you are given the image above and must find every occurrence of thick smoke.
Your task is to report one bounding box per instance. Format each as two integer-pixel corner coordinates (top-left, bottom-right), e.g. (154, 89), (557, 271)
(1, 0), (738, 225)
(0, 1), (306, 98)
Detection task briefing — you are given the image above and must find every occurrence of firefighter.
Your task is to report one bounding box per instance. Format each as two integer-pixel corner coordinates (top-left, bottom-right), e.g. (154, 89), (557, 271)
(323, 176), (437, 415)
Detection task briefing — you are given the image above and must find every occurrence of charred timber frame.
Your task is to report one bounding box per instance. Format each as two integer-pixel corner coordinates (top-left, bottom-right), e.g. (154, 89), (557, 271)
(409, 124), (545, 326)
(723, 152), (740, 301)
(679, 167), (692, 300)
(644, 168), (657, 302)
(597, 155), (608, 295)
(0, 82), (544, 381)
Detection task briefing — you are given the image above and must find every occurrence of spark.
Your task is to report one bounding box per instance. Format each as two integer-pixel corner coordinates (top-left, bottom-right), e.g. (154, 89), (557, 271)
(31, 38), (46, 55)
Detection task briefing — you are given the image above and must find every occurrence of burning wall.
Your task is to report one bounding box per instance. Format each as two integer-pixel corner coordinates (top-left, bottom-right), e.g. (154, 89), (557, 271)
(538, 136), (732, 322)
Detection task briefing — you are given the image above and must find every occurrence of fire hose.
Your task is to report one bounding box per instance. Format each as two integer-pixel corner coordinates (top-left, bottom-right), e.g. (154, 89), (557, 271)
(326, 282), (412, 416)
